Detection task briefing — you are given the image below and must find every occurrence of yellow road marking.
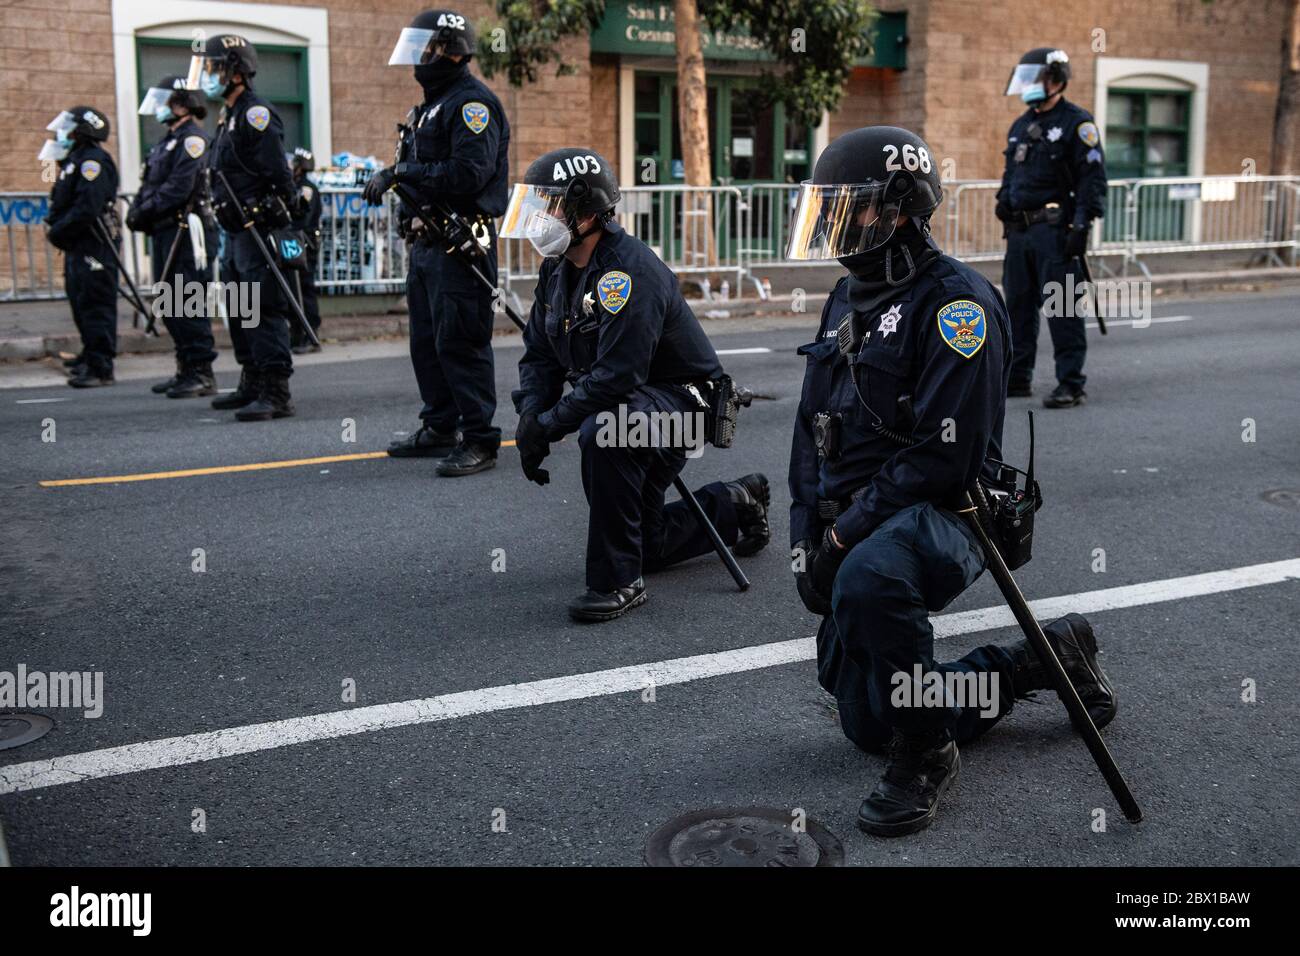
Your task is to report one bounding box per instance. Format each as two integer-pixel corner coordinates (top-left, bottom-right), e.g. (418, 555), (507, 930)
(40, 441), (518, 487)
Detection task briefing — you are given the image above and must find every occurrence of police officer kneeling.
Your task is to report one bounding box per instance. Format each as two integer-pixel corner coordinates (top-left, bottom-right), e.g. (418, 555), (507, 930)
(507, 149), (770, 622)
(788, 127), (1117, 836)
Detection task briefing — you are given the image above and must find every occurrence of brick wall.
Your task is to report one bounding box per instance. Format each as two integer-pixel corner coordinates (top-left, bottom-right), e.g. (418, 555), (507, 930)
(913, 0), (1289, 180)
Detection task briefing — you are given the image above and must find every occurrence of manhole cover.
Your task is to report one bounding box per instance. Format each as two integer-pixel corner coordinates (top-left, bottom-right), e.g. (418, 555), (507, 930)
(1261, 489), (1300, 510)
(645, 807), (843, 868)
(0, 713), (53, 751)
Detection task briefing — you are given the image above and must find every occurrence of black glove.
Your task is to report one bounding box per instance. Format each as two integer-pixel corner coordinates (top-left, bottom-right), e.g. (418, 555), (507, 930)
(808, 525), (849, 601)
(516, 412), (551, 487)
(1064, 220), (1090, 259)
(995, 199), (1014, 224)
(287, 191), (308, 220)
(362, 166), (396, 206)
(793, 539), (832, 616)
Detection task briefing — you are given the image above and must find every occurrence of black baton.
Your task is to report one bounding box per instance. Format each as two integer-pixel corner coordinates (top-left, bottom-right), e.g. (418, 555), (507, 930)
(957, 489), (1141, 822)
(91, 218), (157, 335)
(214, 171), (321, 349)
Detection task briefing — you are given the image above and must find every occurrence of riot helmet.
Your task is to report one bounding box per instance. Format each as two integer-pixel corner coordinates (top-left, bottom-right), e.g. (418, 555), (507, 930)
(1005, 48), (1070, 105)
(500, 148), (621, 258)
(189, 34), (259, 100)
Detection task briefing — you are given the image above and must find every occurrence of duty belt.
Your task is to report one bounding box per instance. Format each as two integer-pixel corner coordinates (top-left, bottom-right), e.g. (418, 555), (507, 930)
(1009, 203), (1063, 231)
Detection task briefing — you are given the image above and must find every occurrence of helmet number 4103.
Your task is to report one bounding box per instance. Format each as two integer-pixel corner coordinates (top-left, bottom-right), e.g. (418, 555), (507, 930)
(882, 144), (932, 174)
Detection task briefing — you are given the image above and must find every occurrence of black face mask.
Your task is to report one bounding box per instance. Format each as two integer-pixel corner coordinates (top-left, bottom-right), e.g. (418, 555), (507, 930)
(414, 57), (466, 97)
(840, 219), (940, 289)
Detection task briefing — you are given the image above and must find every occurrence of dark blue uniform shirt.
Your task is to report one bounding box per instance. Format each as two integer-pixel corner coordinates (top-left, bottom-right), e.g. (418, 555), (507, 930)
(211, 88), (295, 208)
(396, 71), (511, 220)
(789, 256), (1011, 547)
(47, 143), (118, 254)
(998, 98), (1107, 225)
(134, 119), (210, 227)
(513, 222), (723, 438)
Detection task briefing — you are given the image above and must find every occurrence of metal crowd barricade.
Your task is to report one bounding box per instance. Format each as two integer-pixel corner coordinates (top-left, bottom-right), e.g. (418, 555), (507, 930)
(0, 192), (62, 301)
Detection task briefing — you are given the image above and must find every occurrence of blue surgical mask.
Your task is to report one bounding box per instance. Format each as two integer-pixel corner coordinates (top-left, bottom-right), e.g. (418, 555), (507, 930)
(154, 105), (175, 124)
(55, 130), (72, 146)
(200, 71), (224, 100)
(1021, 83), (1047, 105)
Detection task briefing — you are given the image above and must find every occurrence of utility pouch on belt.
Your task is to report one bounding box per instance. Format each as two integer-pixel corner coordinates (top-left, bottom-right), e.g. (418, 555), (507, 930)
(704, 374), (751, 448)
(975, 411), (1043, 570)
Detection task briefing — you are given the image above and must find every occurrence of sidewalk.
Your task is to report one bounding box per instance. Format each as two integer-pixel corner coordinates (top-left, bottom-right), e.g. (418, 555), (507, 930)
(3, 265), (1297, 362)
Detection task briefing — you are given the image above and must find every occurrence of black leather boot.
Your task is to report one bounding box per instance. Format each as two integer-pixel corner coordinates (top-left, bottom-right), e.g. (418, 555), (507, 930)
(1009, 613), (1117, 729)
(568, 578), (648, 623)
(67, 366), (115, 388)
(152, 358), (182, 394)
(166, 363), (217, 399)
(858, 728), (960, 837)
(211, 366), (260, 409)
(436, 443), (497, 477)
(1043, 384), (1086, 408)
(235, 373), (294, 421)
(723, 473), (771, 556)
(388, 424), (458, 458)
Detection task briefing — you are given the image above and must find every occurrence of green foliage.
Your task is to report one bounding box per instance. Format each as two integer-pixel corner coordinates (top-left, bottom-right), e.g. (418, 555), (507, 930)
(478, 0), (878, 124)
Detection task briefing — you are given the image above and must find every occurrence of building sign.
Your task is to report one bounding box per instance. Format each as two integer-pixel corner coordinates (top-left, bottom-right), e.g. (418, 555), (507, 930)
(590, 5), (907, 69)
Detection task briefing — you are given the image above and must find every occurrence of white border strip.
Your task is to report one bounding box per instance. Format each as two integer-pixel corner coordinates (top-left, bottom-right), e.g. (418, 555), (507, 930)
(2, 558), (1296, 796)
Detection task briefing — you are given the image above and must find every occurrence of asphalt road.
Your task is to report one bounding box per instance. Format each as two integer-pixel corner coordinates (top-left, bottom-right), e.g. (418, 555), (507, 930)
(0, 290), (1297, 866)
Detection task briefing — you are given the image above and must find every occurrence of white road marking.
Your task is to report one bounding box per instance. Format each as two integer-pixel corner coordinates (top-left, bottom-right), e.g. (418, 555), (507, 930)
(14, 398), (67, 405)
(715, 347), (772, 355)
(1, 557), (1296, 796)
(1086, 314), (1192, 329)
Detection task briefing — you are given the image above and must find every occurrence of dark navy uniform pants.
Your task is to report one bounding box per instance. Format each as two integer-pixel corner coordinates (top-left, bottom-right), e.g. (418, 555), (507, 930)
(1003, 221), (1087, 392)
(221, 228), (293, 377)
(577, 384), (739, 593)
(65, 247), (118, 375)
(819, 502), (1017, 751)
(151, 223), (217, 366)
(406, 241), (500, 449)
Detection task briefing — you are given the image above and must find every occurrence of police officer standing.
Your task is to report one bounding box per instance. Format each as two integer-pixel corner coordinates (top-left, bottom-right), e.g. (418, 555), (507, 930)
(288, 147), (323, 354)
(505, 148), (771, 621)
(44, 107), (119, 389)
(365, 10), (509, 476)
(997, 48), (1107, 408)
(787, 127), (1116, 835)
(195, 34), (305, 421)
(128, 76), (219, 398)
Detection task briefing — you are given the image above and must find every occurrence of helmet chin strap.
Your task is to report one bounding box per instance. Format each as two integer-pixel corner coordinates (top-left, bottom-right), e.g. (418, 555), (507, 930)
(883, 242), (916, 286)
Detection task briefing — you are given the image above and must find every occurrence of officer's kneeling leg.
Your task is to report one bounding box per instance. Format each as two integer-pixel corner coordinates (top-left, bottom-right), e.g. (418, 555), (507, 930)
(576, 411), (653, 598)
(831, 503), (1016, 742)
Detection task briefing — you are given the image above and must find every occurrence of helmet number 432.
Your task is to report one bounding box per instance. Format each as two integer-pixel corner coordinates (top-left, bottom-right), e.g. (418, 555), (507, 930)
(437, 13), (466, 29)
(883, 144), (931, 174)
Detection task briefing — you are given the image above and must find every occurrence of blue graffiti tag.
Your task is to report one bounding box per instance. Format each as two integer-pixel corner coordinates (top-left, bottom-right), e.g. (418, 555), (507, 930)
(0, 197), (50, 226)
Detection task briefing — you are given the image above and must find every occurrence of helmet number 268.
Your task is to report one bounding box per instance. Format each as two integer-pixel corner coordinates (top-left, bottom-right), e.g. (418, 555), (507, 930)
(882, 144), (931, 174)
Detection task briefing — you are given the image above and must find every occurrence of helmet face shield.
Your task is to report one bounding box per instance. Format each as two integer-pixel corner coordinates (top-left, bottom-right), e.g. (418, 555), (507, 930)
(46, 111), (76, 136)
(499, 183), (570, 240)
(785, 181), (901, 261)
(1005, 63), (1047, 96)
(389, 27), (443, 65)
(137, 87), (175, 115)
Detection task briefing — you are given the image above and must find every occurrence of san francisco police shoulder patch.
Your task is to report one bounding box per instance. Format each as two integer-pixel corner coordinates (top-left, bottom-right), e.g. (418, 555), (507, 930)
(79, 159), (101, 181)
(1077, 121), (1100, 147)
(597, 271), (632, 315)
(183, 135), (206, 159)
(462, 101), (490, 135)
(936, 299), (987, 359)
(246, 105), (270, 132)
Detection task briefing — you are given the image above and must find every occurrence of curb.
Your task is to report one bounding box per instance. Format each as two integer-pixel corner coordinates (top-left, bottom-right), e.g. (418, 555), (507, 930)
(4, 267), (1297, 361)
